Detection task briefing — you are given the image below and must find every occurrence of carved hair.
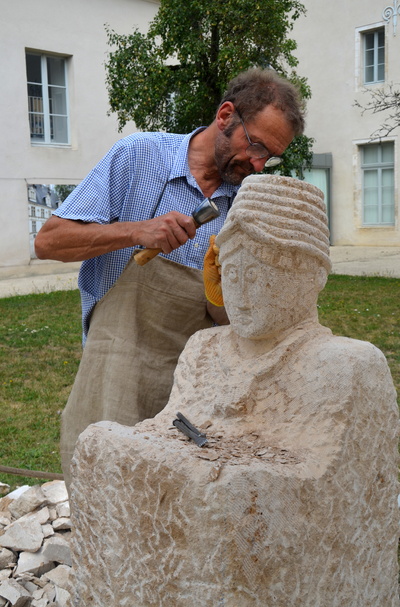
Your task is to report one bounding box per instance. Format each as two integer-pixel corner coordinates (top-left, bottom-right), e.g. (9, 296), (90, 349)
(216, 175), (332, 274)
(219, 68), (305, 136)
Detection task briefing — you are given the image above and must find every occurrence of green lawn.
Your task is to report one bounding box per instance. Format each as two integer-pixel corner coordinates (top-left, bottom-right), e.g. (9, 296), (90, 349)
(0, 290), (82, 489)
(0, 275), (399, 491)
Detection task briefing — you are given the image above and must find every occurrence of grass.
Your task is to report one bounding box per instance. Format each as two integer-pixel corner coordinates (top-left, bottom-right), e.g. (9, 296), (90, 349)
(0, 290), (82, 490)
(0, 275), (399, 492)
(318, 275), (400, 396)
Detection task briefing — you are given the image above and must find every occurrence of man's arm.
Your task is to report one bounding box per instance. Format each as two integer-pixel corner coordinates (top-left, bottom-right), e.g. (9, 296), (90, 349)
(34, 213), (197, 262)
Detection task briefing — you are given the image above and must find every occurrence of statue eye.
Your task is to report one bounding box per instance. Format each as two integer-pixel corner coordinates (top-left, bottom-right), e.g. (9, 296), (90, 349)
(247, 266), (257, 283)
(225, 265), (238, 282)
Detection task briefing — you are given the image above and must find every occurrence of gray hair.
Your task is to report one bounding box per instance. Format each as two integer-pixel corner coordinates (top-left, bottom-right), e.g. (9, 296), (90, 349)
(219, 68), (305, 136)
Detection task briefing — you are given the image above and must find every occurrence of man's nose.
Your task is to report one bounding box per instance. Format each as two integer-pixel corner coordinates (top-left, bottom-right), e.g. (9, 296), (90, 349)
(250, 156), (268, 172)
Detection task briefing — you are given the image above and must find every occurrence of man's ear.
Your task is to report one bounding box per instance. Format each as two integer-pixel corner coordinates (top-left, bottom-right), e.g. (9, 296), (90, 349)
(216, 101), (235, 132)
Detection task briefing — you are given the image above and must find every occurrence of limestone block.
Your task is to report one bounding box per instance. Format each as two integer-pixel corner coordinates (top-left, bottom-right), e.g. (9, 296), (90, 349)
(41, 582), (56, 602)
(32, 587), (45, 601)
(19, 581), (38, 594)
(15, 549), (55, 577)
(31, 582), (56, 605)
(41, 524), (54, 539)
(5, 487), (30, 501)
(9, 486), (46, 520)
(0, 570), (12, 582)
(70, 346), (400, 607)
(0, 518), (43, 553)
(0, 578), (31, 606)
(47, 508), (57, 522)
(56, 502), (70, 519)
(42, 564), (70, 590)
(0, 547), (17, 569)
(52, 517), (71, 531)
(19, 507), (49, 527)
(41, 536), (72, 567)
(41, 481), (68, 507)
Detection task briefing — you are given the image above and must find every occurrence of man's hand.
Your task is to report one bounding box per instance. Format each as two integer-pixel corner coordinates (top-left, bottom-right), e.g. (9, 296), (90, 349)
(135, 212), (196, 253)
(203, 235), (224, 307)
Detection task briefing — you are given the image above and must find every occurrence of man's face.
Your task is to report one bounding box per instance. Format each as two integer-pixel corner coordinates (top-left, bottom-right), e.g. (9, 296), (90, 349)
(214, 105), (294, 186)
(221, 246), (321, 339)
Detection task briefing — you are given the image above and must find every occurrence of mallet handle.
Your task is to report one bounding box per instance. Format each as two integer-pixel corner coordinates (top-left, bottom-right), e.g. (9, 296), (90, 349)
(134, 247), (163, 266)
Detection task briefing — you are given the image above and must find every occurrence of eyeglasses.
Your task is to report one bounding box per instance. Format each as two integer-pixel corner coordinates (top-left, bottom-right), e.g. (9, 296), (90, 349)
(236, 110), (282, 168)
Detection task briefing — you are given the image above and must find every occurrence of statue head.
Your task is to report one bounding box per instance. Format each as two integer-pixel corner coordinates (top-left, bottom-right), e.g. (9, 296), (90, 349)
(216, 175), (331, 340)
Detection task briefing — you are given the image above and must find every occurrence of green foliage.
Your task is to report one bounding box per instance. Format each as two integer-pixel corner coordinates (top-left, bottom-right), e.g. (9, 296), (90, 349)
(54, 185), (76, 203)
(105, 0), (313, 174)
(277, 134), (314, 177)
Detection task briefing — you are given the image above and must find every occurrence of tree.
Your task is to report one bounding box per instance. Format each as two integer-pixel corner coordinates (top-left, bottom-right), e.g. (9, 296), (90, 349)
(54, 184), (76, 203)
(355, 83), (400, 139)
(105, 0), (313, 176)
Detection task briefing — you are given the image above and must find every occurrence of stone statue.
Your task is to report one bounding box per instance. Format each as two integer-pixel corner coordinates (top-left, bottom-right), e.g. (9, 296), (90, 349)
(69, 175), (399, 607)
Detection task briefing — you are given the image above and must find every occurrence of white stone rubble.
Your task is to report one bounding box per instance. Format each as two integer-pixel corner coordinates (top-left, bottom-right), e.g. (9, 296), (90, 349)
(0, 481), (71, 606)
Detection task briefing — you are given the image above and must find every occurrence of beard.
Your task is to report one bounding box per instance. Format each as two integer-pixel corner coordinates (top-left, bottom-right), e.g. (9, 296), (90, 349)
(214, 130), (254, 186)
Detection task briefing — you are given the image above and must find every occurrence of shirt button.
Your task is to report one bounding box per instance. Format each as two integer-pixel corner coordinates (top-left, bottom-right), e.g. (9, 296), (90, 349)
(194, 242), (199, 248)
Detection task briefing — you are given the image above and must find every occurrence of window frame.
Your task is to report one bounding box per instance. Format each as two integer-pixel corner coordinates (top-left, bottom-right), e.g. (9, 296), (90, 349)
(355, 22), (386, 90)
(361, 141), (395, 226)
(26, 50), (70, 146)
(363, 27), (385, 85)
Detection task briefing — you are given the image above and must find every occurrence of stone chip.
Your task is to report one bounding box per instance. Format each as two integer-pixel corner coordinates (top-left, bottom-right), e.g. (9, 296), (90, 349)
(0, 518), (43, 553)
(0, 578), (31, 606)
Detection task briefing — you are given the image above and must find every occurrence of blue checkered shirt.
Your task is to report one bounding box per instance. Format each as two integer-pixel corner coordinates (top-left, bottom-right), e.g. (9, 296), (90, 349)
(54, 128), (238, 342)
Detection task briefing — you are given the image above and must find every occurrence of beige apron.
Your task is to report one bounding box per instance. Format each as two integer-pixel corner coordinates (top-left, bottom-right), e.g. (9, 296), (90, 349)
(61, 253), (213, 486)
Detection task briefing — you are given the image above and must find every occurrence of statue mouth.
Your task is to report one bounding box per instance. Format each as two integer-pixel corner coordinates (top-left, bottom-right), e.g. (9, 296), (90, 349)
(233, 309), (252, 325)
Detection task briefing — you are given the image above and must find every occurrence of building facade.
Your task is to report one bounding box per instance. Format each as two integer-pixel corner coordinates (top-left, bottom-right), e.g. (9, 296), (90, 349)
(2, 0), (398, 271)
(0, 0), (159, 269)
(293, 0), (399, 246)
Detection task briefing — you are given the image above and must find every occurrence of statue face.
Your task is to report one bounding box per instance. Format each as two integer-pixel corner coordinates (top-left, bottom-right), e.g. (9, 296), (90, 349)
(221, 246), (321, 339)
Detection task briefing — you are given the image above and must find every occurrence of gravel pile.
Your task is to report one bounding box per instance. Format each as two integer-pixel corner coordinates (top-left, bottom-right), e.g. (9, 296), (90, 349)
(0, 481), (72, 606)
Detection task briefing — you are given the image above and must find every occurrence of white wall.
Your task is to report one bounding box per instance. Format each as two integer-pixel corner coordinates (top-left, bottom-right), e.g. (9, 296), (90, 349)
(293, 0), (399, 246)
(0, 0), (159, 268)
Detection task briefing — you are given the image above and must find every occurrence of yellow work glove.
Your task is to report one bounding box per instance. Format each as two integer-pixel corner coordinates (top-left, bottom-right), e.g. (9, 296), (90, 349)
(203, 235), (224, 307)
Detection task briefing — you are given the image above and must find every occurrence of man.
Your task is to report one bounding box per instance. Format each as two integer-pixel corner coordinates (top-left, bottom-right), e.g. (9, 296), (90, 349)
(34, 68), (304, 486)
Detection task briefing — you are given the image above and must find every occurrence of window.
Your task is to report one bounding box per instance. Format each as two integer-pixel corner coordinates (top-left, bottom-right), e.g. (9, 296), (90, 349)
(363, 28), (384, 84)
(26, 52), (69, 144)
(362, 142), (394, 225)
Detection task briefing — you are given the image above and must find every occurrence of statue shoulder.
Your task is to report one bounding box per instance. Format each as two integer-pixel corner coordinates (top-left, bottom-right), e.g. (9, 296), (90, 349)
(182, 325), (228, 355)
(309, 333), (395, 396)
(314, 333), (388, 367)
